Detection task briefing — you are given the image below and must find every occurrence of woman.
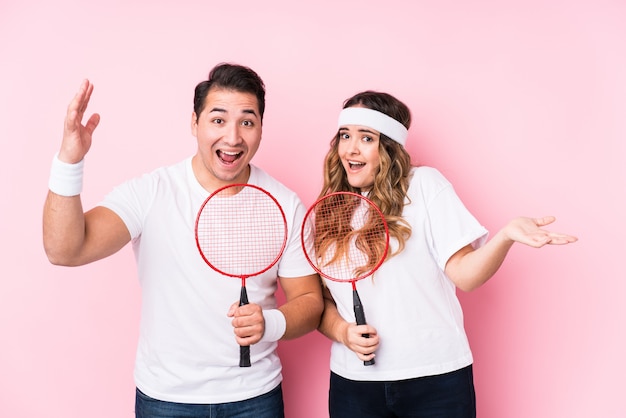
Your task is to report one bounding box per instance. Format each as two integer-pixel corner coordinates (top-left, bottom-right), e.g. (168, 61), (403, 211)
(315, 91), (577, 417)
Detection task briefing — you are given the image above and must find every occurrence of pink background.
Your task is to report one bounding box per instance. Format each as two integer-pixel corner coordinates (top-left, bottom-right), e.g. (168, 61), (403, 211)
(1, 0), (625, 416)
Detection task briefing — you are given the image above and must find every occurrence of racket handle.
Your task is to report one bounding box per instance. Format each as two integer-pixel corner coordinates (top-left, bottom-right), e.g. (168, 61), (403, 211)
(353, 290), (375, 366)
(239, 285), (251, 367)
(353, 289), (368, 327)
(240, 345), (251, 367)
(240, 286), (249, 306)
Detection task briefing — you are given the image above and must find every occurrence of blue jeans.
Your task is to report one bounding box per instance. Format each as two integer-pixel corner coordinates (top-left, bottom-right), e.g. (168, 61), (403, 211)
(135, 384), (284, 418)
(329, 365), (476, 418)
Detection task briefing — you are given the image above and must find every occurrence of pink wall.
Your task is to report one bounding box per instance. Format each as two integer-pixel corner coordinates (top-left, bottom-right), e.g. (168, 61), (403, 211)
(1, 0), (624, 416)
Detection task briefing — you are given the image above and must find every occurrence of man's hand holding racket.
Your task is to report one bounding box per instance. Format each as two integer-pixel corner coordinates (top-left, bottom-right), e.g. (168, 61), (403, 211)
(227, 301), (266, 347)
(195, 183), (288, 367)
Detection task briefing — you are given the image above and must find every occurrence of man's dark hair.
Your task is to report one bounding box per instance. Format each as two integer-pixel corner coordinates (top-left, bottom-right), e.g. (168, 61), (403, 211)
(193, 63), (266, 121)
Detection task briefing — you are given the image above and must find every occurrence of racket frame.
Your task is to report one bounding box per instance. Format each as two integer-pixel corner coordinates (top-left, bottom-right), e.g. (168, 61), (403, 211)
(194, 183), (288, 367)
(301, 191), (390, 366)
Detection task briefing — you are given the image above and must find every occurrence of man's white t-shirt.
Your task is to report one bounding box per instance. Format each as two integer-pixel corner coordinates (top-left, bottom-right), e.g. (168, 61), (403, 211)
(100, 158), (314, 403)
(324, 166), (489, 381)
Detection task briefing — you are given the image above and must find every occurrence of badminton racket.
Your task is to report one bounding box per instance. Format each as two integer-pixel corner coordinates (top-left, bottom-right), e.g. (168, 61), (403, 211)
(195, 184), (287, 367)
(301, 191), (389, 366)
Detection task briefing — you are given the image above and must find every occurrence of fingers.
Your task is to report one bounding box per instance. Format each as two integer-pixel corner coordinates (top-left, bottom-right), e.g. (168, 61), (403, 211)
(60, 80), (99, 163)
(230, 303), (265, 345)
(546, 232), (578, 245)
(226, 301), (239, 317)
(85, 113), (101, 135)
(357, 351), (376, 363)
(532, 216), (578, 245)
(67, 79), (92, 118)
(354, 335), (378, 362)
(345, 324), (379, 360)
(534, 216), (556, 227)
(81, 79), (95, 114)
(507, 216), (577, 248)
(526, 233), (552, 248)
(66, 80), (97, 126)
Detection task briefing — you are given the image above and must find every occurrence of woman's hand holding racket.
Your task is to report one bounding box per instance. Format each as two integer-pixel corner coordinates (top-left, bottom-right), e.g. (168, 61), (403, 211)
(338, 321), (380, 364)
(302, 192), (389, 366)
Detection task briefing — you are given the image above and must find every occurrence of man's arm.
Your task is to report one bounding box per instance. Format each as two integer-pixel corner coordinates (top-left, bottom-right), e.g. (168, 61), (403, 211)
(228, 273), (323, 347)
(43, 198), (130, 266)
(43, 80), (131, 266)
(277, 273), (324, 340)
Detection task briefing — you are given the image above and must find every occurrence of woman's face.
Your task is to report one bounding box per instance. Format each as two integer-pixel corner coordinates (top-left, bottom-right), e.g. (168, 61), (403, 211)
(337, 123), (381, 191)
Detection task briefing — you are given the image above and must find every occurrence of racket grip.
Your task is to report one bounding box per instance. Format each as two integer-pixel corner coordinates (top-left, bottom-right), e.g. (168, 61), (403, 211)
(353, 290), (375, 366)
(353, 289), (367, 326)
(240, 345), (251, 367)
(240, 286), (249, 306)
(239, 285), (251, 367)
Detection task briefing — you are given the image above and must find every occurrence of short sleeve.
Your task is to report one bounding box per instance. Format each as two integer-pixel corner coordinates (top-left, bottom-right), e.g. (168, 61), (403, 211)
(98, 173), (159, 240)
(417, 168), (488, 270)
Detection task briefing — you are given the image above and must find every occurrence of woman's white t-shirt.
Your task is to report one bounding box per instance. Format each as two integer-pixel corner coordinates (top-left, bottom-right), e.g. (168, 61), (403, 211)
(324, 166), (489, 381)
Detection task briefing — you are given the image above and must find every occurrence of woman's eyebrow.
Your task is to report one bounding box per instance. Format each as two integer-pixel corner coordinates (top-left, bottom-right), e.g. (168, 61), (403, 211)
(339, 127), (377, 134)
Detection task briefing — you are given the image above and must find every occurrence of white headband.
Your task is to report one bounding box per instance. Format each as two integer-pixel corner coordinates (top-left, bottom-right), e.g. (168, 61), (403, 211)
(337, 107), (408, 146)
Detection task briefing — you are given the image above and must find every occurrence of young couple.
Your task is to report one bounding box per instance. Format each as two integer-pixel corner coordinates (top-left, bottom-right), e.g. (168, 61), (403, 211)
(43, 63), (576, 417)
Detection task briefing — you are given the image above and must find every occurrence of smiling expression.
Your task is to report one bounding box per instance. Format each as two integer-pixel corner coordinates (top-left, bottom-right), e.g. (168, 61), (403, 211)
(191, 88), (262, 191)
(337, 124), (381, 191)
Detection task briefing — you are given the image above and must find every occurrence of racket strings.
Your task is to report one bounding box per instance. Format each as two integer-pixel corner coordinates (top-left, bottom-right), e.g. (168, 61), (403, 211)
(196, 186), (286, 277)
(308, 194), (387, 281)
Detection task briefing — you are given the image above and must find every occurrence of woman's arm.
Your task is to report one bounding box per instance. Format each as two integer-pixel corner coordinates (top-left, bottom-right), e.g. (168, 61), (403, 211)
(445, 216), (578, 292)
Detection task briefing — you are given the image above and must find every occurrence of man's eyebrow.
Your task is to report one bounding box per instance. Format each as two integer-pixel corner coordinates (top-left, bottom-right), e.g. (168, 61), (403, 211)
(207, 107), (258, 117)
(242, 108), (258, 117)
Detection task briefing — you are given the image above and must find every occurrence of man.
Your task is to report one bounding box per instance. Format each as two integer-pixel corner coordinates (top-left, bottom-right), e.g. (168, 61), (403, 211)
(43, 63), (323, 417)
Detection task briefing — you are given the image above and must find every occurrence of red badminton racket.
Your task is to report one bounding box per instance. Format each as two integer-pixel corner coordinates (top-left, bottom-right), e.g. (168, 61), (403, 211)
(301, 191), (389, 366)
(195, 184), (287, 367)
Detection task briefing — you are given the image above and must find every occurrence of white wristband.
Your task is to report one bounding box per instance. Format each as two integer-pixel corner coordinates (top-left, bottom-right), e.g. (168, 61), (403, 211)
(48, 153), (84, 196)
(260, 309), (286, 343)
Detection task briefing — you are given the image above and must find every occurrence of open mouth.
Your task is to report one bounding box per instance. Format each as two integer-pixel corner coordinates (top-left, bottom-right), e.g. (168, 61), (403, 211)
(217, 150), (243, 164)
(348, 160), (365, 170)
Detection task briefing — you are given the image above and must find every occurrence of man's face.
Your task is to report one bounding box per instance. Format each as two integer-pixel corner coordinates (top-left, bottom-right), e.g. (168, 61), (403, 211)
(191, 88), (262, 190)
